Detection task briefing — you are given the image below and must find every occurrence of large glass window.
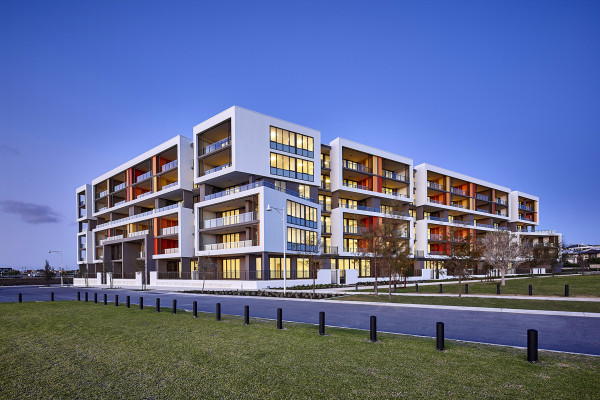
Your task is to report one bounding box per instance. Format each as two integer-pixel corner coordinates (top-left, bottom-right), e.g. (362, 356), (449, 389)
(222, 258), (240, 279)
(270, 153), (314, 182)
(255, 257), (262, 280)
(269, 257), (291, 279)
(287, 227), (318, 251)
(270, 126), (314, 158)
(297, 258), (309, 278)
(287, 200), (317, 229)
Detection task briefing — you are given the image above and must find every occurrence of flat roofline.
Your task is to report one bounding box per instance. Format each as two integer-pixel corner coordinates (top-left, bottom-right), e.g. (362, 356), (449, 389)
(193, 105), (320, 135)
(91, 135), (191, 185)
(415, 163), (511, 192)
(511, 190), (539, 201)
(330, 137), (413, 166)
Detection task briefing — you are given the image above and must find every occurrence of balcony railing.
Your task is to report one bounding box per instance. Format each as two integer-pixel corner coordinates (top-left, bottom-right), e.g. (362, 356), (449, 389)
(114, 200), (126, 207)
(320, 182), (331, 191)
(163, 248), (179, 254)
(98, 207), (107, 212)
(451, 219), (472, 226)
(427, 181), (443, 190)
(322, 225), (331, 234)
(162, 226), (179, 236)
(137, 191), (153, 199)
(427, 216), (449, 222)
(99, 235), (123, 245)
(343, 246), (359, 253)
(319, 201), (331, 212)
(98, 190), (108, 198)
(382, 170), (407, 182)
(203, 163), (231, 176)
(429, 234), (445, 241)
(475, 194), (489, 201)
(451, 202), (466, 209)
(475, 222), (494, 229)
(113, 182), (127, 192)
(96, 203), (181, 229)
(203, 137), (231, 155)
(519, 216), (533, 221)
(476, 208), (489, 213)
(204, 240), (256, 251)
(161, 182), (178, 191)
(321, 245), (338, 254)
(429, 250), (446, 256)
(161, 159), (178, 173)
(203, 211), (257, 229)
(496, 199), (507, 205)
(450, 187), (467, 196)
(205, 180), (315, 203)
(128, 230), (149, 238)
(519, 204), (533, 212)
(343, 181), (369, 191)
(136, 171), (152, 183)
(428, 198), (443, 205)
(343, 160), (371, 173)
(344, 225), (359, 234)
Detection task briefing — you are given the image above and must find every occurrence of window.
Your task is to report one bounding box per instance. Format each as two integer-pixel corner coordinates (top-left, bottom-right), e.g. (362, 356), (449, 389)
(287, 200), (318, 229)
(287, 227), (318, 251)
(270, 152), (314, 182)
(270, 126), (314, 158)
(297, 258), (309, 278)
(320, 175), (330, 190)
(221, 233), (240, 243)
(222, 209), (240, 218)
(298, 184), (311, 200)
(321, 153), (330, 169)
(269, 257), (291, 279)
(255, 257), (262, 280)
(344, 238), (358, 252)
(319, 195), (331, 211)
(222, 258), (240, 279)
(339, 198), (358, 209)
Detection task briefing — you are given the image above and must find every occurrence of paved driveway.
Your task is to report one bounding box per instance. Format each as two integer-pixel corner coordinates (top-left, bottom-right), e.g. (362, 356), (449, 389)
(2, 286), (599, 356)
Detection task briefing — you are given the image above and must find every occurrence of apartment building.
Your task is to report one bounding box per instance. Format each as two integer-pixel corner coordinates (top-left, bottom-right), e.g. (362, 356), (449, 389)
(75, 106), (562, 288)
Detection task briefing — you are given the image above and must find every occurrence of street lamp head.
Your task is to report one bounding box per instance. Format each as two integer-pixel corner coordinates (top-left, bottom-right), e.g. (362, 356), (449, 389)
(48, 250), (51, 254)
(266, 204), (272, 212)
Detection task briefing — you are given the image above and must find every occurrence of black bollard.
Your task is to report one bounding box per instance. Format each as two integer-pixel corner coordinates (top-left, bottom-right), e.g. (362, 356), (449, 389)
(439, 284), (443, 294)
(103, 294), (107, 305)
(436, 322), (445, 351)
(244, 306), (250, 325)
(115, 295), (119, 306)
(156, 298), (160, 312)
(139, 297), (144, 310)
(465, 283), (469, 294)
(277, 308), (283, 329)
(415, 283), (419, 292)
(172, 299), (177, 314)
(126, 296), (130, 308)
(51, 292), (54, 301)
(355, 283), (358, 291)
(370, 316), (377, 342)
(527, 329), (538, 362)
(85, 292), (88, 302)
(565, 284), (569, 297)
(216, 303), (221, 321)
(319, 311), (325, 335)
(94, 293), (98, 303)
(496, 284), (500, 295)
(529, 284), (533, 296)
(18, 293), (22, 303)
(193, 301), (197, 318)
(394, 282), (397, 292)
(77, 292), (81, 301)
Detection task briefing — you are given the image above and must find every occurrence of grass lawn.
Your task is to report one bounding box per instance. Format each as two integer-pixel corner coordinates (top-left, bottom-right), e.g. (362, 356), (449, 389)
(1, 302), (600, 399)
(335, 294), (600, 313)
(361, 275), (600, 297)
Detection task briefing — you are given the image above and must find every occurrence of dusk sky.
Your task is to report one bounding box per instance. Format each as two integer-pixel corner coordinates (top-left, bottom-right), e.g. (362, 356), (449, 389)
(1, 0), (598, 269)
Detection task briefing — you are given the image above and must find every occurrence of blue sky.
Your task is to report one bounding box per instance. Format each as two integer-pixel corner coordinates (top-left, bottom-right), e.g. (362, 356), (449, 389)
(1, 0), (598, 269)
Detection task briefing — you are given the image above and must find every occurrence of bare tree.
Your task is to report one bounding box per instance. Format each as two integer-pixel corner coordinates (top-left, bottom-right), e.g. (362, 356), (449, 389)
(379, 218), (412, 300)
(481, 230), (531, 286)
(358, 224), (384, 296)
(197, 256), (217, 293)
(296, 236), (325, 298)
(528, 242), (560, 278)
(446, 230), (481, 297)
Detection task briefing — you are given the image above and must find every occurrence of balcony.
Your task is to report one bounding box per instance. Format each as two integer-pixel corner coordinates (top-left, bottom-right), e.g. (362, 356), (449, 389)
(427, 216), (449, 223)
(429, 234), (445, 241)
(319, 201), (331, 212)
(99, 235), (123, 245)
(128, 230), (149, 238)
(476, 208), (489, 213)
(344, 225), (359, 234)
(205, 180), (314, 203)
(78, 199), (86, 207)
(519, 204), (533, 212)
(427, 181), (443, 190)
(203, 137), (231, 156)
(321, 225), (331, 234)
(98, 190), (108, 198)
(450, 187), (467, 196)
(136, 171), (152, 183)
(451, 202), (466, 209)
(162, 226), (179, 236)
(203, 211), (257, 229)
(496, 199), (507, 205)
(321, 245), (338, 254)
(161, 160), (178, 173)
(519, 216), (533, 221)
(451, 219), (472, 226)
(161, 182), (178, 191)
(343, 160), (371, 174)
(429, 250), (446, 256)
(204, 240), (256, 251)
(98, 207), (107, 212)
(343, 181), (369, 191)
(475, 222), (494, 229)
(382, 170), (407, 182)
(113, 182), (127, 192)
(96, 204), (181, 229)
(428, 198), (443, 205)
(114, 200), (126, 207)
(163, 248), (179, 254)
(203, 163), (231, 176)
(137, 191), (153, 200)
(475, 194), (489, 201)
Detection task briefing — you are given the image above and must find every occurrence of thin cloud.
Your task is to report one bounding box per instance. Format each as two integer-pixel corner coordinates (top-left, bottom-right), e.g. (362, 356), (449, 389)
(0, 143), (23, 157)
(0, 200), (62, 224)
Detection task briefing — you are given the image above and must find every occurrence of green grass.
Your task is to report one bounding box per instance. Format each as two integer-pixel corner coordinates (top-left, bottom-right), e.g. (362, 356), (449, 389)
(361, 275), (600, 297)
(1, 302), (600, 399)
(335, 294), (600, 313)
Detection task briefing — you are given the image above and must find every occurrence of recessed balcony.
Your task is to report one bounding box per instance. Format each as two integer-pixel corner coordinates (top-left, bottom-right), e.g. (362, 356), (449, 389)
(475, 194), (489, 201)
(202, 137), (231, 156)
(519, 204), (533, 212)
(450, 187), (467, 196)
(343, 160), (371, 174)
(136, 171), (152, 183)
(203, 211), (257, 229)
(99, 235), (123, 245)
(137, 191), (153, 200)
(128, 230), (149, 238)
(204, 240), (256, 251)
(163, 247), (179, 254)
(113, 182), (127, 192)
(203, 163), (231, 176)
(161, 160), (178, 173)
(427, 181), (443, 191)
(161, 226), (179, 236)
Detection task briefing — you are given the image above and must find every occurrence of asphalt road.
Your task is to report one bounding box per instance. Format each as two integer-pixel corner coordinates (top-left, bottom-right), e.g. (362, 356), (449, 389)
(2, 285), (599, 356)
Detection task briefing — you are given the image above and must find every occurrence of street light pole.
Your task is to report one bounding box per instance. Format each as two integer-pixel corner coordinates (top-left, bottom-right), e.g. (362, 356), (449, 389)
(48, 250), (64, 287)
(266, 204), (287, 294)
